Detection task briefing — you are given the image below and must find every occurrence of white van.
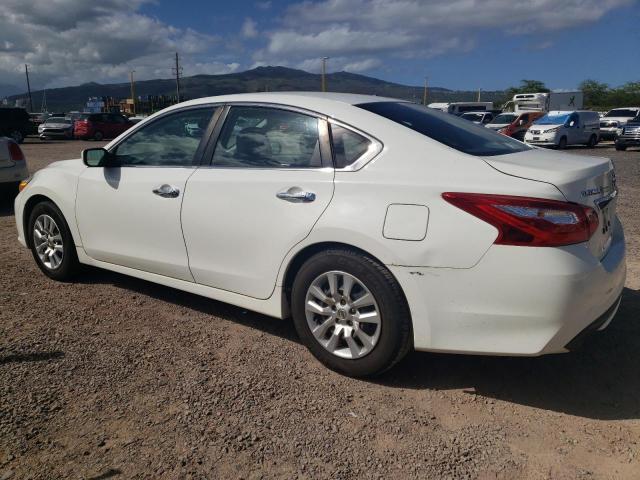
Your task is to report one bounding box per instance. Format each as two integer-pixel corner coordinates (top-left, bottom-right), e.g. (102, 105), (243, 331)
(524, 110), (601, 149)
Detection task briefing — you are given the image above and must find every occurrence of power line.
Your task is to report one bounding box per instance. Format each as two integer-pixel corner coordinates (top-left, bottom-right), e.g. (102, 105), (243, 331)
(172, 52), (183, 103)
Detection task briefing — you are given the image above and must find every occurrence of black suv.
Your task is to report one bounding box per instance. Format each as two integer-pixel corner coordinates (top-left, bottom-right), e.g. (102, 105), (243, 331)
(0, 107), (33, 143)
(615, 113), (640, 151)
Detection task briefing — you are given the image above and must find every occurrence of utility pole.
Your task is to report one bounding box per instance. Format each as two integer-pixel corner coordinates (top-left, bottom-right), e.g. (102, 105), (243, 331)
(130, 70), (136, 115)
(423, 76), (429, 105)
(24, 64), (33, 112)
(477, 88), (482, 102)
(321, 57), (329, 92)
(172, 52), (183, 103)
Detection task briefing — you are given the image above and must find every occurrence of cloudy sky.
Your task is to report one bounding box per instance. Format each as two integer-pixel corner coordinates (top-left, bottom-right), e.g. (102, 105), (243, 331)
(1, 0), (638, 92)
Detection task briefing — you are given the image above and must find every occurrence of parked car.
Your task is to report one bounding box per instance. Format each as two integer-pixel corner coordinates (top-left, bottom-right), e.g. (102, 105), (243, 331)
(0, 137), (29, 191)
(600, 108), (640, 140)
(491, 111), (545, 141)
(614, 113), (640, 151)
(524, 110), (601, 149)
(460, 111), (495, 125)
(485, 112), (518, 131)
(38, 117), (74, 140)
(0, 107), (33, 143)
(15, 93), (625, 377)
(74, 113), (133, 140)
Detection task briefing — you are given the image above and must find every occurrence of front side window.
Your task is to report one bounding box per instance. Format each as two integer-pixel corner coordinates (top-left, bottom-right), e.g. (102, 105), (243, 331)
(212, 107), (322, 168)
(358, 102), (530, 157)
(330, 124), (371, 168)
(112, 107), (215, 167)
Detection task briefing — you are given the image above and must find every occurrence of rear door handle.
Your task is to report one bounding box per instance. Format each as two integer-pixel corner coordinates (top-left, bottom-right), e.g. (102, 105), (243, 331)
(276, 187), (316, 203)
(153, 184), (180, 198)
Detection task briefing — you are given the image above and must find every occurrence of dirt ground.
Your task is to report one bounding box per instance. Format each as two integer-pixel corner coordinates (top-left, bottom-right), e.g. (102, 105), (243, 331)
(1, 138), (639, 480)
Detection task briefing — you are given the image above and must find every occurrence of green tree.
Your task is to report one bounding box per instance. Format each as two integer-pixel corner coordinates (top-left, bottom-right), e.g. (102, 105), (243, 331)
(579, 79), (609, 108)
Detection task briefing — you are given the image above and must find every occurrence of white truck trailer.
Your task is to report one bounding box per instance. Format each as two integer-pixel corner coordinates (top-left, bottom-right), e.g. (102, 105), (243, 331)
(507, 91), (583, 113)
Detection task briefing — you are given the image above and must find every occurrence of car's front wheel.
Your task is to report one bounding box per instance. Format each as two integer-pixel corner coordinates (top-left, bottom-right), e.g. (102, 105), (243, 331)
(291, 248), (412, 377)
(28, 201), (80, 281)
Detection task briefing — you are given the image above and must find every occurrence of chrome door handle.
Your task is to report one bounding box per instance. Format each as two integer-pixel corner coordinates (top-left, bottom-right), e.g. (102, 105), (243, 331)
(276, 187), (316, 203)
(152, 184), (180, 198)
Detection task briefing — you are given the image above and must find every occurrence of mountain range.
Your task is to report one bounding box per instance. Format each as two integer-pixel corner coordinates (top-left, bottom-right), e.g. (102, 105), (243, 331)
(6, 66), (505, 112)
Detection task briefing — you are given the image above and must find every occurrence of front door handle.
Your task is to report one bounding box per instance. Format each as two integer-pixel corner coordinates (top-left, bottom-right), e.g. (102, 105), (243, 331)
(153, 184), (180, 198)
(276, 186), (316, 203)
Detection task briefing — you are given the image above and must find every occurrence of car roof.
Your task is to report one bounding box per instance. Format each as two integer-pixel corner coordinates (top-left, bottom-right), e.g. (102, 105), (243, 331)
(175, 91), (404, 114)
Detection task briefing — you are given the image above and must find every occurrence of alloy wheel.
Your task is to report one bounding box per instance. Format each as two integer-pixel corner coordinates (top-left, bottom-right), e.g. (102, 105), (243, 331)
(304, 271), (381, 359)
(33, 214), (64, 270)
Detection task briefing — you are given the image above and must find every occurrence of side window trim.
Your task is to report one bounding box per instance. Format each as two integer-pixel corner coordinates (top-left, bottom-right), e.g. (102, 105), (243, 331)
(107, 104), (223, 168)
(328, 120), (383, 172)
(203, 103), (333, 170)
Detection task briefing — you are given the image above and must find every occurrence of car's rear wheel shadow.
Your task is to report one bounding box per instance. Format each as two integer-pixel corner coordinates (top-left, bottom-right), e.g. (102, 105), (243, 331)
(79, 266), (640, 421)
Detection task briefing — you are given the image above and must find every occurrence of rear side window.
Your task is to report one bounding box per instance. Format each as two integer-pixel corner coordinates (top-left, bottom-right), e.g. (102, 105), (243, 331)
(330, 124), (371, 168)
(357, 102), (530, 157)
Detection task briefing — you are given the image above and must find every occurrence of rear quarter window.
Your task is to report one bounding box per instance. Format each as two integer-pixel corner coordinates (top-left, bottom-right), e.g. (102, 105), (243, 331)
(357, 102), (530, 157)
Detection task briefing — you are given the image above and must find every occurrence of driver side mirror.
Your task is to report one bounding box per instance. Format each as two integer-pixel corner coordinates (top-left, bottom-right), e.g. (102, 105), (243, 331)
(568, 120), (576, 128)
(82, 148), (118, 167)
(518, 119), (525, 126)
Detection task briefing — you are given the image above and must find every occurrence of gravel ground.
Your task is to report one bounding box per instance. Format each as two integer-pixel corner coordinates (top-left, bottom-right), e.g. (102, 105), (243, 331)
(1, 138), (639, 479)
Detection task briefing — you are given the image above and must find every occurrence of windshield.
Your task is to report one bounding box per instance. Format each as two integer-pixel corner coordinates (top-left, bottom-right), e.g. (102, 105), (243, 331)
(461, 113), (484, 122)
(490, 114), (517, 124)
(605, 109), (638, 118)
(357, 102), (530, 157)
(534, 113), (570, 125)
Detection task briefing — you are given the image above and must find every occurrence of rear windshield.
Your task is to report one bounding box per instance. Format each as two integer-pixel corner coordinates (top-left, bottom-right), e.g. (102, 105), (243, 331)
(357, 102), (530, 157)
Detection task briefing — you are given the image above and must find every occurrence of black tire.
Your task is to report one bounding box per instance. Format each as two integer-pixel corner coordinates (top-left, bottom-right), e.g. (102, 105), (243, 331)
(557, 136), (567, 150)
(93, 131), (104, 141)
(9, 130), (24, 144)
(28, 201), (80, 281)
(291, 248), (412, 377)
(615, 144), (627, 151)
(587, 134), (597, 148)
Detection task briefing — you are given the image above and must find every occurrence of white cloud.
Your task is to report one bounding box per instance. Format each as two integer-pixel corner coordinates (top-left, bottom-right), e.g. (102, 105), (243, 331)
(0, 0), (235, 89)
(241, 18), (259, 39)
(254, 0), (633, 69)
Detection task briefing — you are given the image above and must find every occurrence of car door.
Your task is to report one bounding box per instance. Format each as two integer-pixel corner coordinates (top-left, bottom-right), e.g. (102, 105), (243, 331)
(566, 113), (582, 144)
(76, 106), (218, 281)
(181, 105), (335, 299)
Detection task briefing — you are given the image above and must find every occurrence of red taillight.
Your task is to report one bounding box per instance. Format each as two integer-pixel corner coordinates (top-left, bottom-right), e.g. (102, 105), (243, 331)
(8, 141), (25, 161)
(442, 192), (599, 247)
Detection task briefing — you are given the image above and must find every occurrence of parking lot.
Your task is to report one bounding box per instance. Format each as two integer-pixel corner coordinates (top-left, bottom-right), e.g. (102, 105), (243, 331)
(1, 138), (639, 479)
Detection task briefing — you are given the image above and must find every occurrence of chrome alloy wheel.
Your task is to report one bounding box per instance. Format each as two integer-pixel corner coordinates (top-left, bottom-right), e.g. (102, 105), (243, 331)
(305, 271), (381, 359)
(33, 214), (64, 270)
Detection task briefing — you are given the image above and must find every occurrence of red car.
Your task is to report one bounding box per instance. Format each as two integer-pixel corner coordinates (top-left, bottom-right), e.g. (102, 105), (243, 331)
(74, 113), (133, 141)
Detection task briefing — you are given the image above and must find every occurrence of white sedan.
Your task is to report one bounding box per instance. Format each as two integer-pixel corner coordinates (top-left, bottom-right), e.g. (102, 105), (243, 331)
(0, 137), (29, 190)
(14, 93), (626, 376)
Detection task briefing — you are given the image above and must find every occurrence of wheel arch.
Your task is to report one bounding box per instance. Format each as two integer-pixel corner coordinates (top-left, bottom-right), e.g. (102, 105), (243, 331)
(22, 194), (75, 249)
(280, 241), (408, 317)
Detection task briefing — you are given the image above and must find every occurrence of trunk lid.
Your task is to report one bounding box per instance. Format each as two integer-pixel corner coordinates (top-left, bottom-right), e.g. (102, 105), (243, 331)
(483, 148), (617, 259)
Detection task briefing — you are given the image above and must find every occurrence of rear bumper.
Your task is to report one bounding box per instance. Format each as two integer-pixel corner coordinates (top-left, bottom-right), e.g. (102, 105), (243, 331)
(391, 217), (626, 355)
(0, 162), (29, 185)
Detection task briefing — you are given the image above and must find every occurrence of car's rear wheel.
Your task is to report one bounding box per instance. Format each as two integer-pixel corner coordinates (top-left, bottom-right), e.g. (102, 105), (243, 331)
(291, 248), (412, 377)
(557, 136), (567, 149)
(9, 130), (24, 144)
(93, 131), (104, 141)
(28, 201), (79, 281)
(587, 134), (597, 148)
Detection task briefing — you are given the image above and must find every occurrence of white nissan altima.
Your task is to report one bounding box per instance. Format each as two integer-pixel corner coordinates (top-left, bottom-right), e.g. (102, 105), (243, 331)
(14, 92), (626, 377)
